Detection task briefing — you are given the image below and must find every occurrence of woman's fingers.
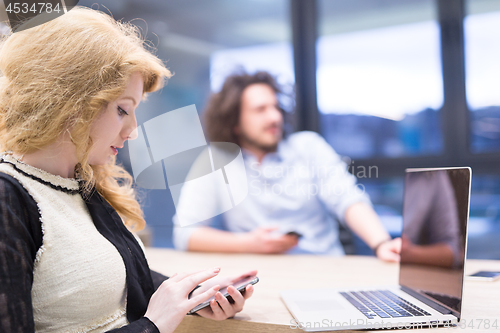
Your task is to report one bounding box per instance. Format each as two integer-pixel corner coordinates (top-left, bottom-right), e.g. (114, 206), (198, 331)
(242, 284), (254, 300)
(226, 286), (245, 312)
(167, 271), (194, 283)
(188, 284), (220, 308)
(214, 291), (236, 316)
(182, 268), (220, 293)
(168, 267), (221, 294)
(229, 270), (258, 284)
(168, 268), (210, 283)
(209, 299), (225, 319)
(196, 284), (253, 320)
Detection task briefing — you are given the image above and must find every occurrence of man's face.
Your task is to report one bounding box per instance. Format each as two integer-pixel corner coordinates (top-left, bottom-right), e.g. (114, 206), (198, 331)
(235, 83), (283, 152)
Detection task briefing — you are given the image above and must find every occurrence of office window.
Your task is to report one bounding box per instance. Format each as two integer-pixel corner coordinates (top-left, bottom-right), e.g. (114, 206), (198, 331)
(210, 43), (293, 92)
(467, 175), (500, 259)
(357, 174), (500, 259)
(210, 41), (294, 111)
(363, 178), (404, 232)
(465, 0), (500, 153)
(317, 0), (443, 159)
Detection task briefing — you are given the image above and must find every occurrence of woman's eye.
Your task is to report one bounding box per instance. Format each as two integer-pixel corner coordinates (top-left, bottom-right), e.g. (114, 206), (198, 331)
(117, 106), (129, 116)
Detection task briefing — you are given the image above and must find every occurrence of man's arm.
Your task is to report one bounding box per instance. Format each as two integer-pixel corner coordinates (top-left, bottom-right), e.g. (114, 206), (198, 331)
(298, 132), (400, 261)
(187, 226), (298, 254)
(187, 227), (247, 252)
(400, 236), (454, 267)
(345, 202), (400, 262)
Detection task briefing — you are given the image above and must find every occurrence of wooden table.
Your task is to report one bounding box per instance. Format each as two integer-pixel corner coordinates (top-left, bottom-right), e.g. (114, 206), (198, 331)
(145, 248), (500, 333)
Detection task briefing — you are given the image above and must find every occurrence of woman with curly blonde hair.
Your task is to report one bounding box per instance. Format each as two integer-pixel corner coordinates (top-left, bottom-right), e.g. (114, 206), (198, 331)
(0, 7), (255, 333)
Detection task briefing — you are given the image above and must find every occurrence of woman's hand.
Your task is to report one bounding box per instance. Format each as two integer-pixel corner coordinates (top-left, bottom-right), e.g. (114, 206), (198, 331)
(144, 268), (222, 333)
(192, 270), (257, 320)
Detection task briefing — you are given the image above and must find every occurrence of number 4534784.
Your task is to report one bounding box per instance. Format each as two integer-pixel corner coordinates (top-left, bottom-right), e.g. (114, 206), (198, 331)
(6, 2), (62, 14)
(458, 319), (498, 330)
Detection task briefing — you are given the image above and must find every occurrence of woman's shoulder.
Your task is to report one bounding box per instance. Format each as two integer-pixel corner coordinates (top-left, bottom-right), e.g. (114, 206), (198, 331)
(0, 171), (43, 251)
(0, 172), (34, 202)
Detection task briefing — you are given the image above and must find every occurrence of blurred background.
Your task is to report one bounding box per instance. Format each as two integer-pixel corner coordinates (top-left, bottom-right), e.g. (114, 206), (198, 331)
(1, 0), (499, 258)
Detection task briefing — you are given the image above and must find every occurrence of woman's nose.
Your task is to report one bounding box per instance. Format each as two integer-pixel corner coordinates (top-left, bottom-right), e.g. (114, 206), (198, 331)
(124, 115), (139, 140)
(127, 127), (139, 140)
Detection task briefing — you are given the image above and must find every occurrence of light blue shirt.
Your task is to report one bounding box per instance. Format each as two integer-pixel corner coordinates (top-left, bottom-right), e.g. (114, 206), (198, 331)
(172, 131), (371, 254)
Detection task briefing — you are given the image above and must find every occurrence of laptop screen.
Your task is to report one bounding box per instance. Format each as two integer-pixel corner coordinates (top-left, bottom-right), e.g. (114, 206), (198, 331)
(398, 167), (471, 317)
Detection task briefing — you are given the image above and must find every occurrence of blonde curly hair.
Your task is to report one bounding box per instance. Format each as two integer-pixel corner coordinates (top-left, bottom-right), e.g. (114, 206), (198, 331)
(0, 7), (172, 230)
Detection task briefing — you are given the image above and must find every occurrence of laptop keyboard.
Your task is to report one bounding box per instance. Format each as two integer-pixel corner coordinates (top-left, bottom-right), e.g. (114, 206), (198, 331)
(340, 290), (432, 319)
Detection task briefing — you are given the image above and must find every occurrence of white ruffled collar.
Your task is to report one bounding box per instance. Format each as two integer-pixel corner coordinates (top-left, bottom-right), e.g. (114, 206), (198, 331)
(0, 153), (80, 193)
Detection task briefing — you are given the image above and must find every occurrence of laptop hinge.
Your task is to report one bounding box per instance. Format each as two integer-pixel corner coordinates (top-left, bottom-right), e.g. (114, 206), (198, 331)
(400, 286), (453, 315)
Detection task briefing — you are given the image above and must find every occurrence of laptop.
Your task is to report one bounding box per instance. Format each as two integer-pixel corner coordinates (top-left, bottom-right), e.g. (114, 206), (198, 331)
(281, 167), (471, 331)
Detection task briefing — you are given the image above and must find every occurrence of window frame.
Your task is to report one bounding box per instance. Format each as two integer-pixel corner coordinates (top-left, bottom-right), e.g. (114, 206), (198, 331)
(291, 0), (500, 178)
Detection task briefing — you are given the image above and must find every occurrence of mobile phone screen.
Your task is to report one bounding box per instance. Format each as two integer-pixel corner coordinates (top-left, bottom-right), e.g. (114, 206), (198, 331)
(188, 276), (259, 314)
(468, 271), (500, 280)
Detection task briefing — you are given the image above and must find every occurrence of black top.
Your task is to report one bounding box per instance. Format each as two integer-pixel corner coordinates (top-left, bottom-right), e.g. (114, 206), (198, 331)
(0, 171), (168, 333)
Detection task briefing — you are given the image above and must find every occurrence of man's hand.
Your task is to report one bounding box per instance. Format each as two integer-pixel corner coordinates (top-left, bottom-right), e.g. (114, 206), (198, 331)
(375, 237), (401, 262)
(242, 227), (299, 254)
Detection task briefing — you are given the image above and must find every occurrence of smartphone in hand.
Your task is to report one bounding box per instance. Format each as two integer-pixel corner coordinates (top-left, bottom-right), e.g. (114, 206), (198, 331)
(188, 275), (259, 314)
(286, 231), (302, 238)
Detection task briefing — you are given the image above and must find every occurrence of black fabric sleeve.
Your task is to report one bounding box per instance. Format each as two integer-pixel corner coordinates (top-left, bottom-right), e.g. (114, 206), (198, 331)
(150, 270), (169, 290)
(106, 317), (160, 333)
(0, 175), (42, 333)
(84, 187), (157, 323)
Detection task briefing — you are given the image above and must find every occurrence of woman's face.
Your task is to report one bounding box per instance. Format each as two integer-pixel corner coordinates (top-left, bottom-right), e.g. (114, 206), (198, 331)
(88, 72), (143, 165)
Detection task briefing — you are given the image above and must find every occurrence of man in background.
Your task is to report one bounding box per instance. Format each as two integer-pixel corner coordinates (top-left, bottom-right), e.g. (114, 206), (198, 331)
(173, 71), (400, 261)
